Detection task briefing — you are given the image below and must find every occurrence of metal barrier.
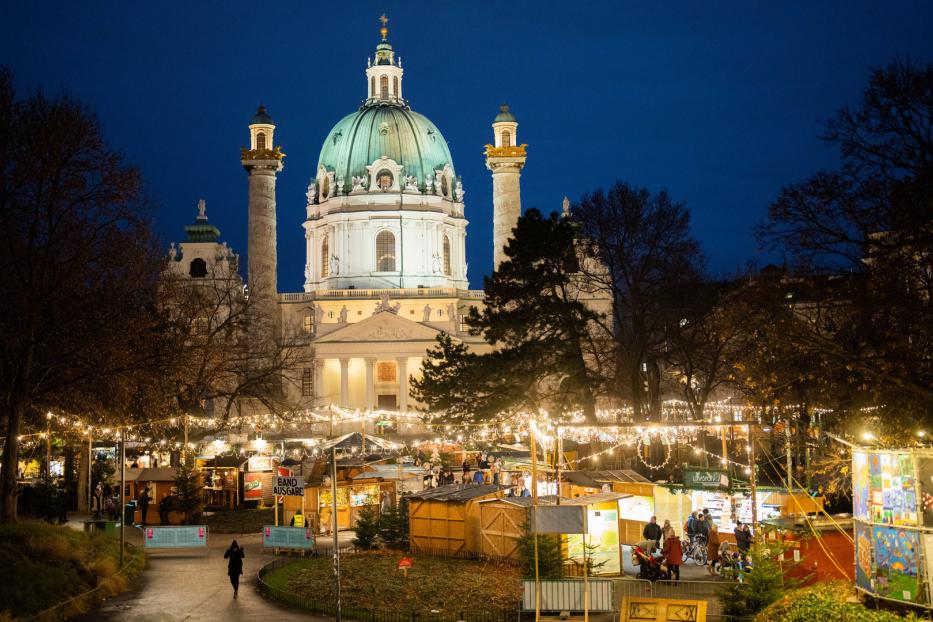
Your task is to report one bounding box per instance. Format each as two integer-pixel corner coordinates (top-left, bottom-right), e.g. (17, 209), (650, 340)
(521, 579), (615, 613)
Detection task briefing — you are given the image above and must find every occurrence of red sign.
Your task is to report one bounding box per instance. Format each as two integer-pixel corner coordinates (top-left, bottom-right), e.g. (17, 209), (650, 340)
(306, 529), (312, 540)
(397, 557), (413, 569)
(146, 528), (154, 539)
(198, 527), (205, 538)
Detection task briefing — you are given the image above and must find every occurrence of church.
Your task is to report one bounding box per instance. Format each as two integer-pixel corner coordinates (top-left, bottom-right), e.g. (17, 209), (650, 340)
(167, 19), (528, 417)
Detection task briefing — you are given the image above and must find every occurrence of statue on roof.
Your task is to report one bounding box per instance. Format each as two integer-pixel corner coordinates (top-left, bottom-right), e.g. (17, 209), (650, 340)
(197, 198), (206, 219)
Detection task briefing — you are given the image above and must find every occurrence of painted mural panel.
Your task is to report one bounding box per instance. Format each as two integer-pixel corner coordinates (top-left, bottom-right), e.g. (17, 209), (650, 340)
(917, 456), (933, 528)
(853, 451), (870, 521)
(868, 453), (917, 526)
(871, 526), (921, 603)
(855, 522), (872, 592)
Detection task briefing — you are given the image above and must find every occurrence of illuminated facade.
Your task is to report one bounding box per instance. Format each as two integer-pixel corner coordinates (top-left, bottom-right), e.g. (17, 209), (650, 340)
(169, 20), (520, 418)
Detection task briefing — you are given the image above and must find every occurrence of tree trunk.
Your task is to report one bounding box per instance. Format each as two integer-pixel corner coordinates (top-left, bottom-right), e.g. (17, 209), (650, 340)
(0, 401), (23, 523)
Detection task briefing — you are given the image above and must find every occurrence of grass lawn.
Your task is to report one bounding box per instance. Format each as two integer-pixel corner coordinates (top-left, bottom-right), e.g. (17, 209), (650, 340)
(267, 551), (522, 615)
(203, 507), (275, 534)
(0, 522), (143, 619)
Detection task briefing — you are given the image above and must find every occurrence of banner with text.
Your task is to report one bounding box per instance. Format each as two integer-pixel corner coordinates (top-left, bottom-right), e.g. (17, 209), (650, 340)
(144, 526), (208, 549)
(263, 525), (314, 550)
(683, 470), (730, 491)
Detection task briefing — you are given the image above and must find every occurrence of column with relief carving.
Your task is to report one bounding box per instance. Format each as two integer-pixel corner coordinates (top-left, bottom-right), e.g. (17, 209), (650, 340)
(397, 357), (409, 411)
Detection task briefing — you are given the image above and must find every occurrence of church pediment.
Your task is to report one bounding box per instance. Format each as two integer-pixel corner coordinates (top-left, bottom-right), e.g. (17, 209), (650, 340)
(314, 311), (445, 343)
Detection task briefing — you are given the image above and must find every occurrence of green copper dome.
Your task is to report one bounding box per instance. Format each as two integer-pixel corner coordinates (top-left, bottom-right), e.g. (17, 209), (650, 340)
(317, 103), (455, 188)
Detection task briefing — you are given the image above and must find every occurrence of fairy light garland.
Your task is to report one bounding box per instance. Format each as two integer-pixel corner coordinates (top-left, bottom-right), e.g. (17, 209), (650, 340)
(636, 437), (674, 470)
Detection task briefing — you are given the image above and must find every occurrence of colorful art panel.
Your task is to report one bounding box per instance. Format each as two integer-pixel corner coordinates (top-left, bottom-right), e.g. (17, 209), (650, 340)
(853, 452), (870, 521)
(855, 522), (872, 592)
(917, 456), (933, 528)
(871, 526), (921, 603)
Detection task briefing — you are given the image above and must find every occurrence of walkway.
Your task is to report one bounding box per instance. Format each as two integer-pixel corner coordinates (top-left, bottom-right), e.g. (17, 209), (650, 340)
(70, 518), (351, 622)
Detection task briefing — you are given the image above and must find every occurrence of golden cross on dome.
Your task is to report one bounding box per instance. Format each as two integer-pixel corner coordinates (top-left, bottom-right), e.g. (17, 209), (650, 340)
(379, 13), (389, 40)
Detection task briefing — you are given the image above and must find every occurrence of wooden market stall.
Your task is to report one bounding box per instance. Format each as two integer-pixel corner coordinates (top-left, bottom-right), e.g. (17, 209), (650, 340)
(119, 467), (186, 524)
(198, 455), (246, 510)
(408, 483), (504, 557)
(292, 469), (397, 533)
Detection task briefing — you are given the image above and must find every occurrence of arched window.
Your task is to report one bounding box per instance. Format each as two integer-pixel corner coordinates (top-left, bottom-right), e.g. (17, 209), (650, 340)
(393, 76), (398, 97)
(321, 235), (329, 277)
(501, 130), (511, 148)
(256, 131), (266, 151)
(376, 169), (393, 191)
(441, 175), (449, 197)
(321, 176), (330, 200)
(370, 76), (375, 98)
(380, 75), (389, 100)
(443, 236), (451, 275)
(189, 258), (207, 278)
(376, 230), (396, 271)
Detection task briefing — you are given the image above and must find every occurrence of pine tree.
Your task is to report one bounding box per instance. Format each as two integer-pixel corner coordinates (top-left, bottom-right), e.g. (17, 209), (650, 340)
(719, 539), (799, 619)
(173, 455), (201, 524)
(378, 496), (410, 551)
(412, 208), (602, 423)
(353, 505), (380, 550)
(516, 521), (564, 580)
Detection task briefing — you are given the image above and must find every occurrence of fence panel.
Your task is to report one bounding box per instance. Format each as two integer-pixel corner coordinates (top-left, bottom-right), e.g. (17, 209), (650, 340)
(522, 579), (615, 612)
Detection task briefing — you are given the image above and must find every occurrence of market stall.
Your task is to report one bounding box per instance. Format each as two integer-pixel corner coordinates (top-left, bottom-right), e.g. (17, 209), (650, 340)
(198, 455), (246, 510)
(408, 483), (504, 557)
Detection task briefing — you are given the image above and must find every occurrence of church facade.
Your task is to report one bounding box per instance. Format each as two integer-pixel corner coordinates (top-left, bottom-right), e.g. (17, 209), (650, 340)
(169, 22), (527, 416)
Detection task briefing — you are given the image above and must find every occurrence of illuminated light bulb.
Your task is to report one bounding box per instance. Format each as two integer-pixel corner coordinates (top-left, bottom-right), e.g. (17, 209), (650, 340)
(693, 448), (702, 455)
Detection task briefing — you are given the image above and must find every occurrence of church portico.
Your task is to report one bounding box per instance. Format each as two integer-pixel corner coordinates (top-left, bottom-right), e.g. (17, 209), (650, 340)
(315, 351), (422, 411)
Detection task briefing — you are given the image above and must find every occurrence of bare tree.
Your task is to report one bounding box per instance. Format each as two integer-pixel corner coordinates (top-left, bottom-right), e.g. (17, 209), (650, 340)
(574, 182), (705, 421)
(0, 69), (170, 521)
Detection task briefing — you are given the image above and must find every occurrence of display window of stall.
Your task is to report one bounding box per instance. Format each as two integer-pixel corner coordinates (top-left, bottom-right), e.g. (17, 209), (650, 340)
(567, 508), (621, 575)
(617, 495), (654, 522)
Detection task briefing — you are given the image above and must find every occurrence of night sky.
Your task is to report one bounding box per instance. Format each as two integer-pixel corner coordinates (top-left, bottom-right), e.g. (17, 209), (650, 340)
(3, 2), (931, 288)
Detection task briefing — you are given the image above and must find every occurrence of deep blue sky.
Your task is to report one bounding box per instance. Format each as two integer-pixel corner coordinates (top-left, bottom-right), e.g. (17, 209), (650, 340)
(3, 2), (931, 288)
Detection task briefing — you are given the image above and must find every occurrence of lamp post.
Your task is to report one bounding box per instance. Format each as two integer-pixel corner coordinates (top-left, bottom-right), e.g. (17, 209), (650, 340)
(331, 445), (341, 622)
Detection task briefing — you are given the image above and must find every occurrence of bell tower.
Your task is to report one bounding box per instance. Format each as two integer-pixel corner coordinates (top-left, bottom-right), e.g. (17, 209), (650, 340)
(241, 104), (284, 326)
(485, 104), (527, 271)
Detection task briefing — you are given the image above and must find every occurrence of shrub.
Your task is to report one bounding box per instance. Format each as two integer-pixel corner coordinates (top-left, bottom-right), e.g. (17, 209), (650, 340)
(754, 582), (920, 622)
(719, 539), (800, 619)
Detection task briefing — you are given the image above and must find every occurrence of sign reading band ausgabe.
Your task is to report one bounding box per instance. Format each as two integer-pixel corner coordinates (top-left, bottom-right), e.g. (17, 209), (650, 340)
(272, 475), (305, 497)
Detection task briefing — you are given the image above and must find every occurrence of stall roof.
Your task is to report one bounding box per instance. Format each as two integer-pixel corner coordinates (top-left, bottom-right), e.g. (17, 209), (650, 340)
(481, 492), (629, 507)
(320, 432), (402, 453)
(352, 464), (423, 480)
(408, 483), (503, 502)
(562, 470), (651, 488)
(202, 456), (248, 468)
(118, 467), (178, 483)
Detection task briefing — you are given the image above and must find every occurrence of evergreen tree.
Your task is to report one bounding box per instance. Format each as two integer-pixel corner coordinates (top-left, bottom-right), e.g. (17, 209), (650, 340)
(413, 208), (603, 423)
(173, 455), (201, 524)
(378, 496), (410, 551)
(719, 540), (799, 619)
(516, 521), (564, 580)
(353, 505), (380, 550)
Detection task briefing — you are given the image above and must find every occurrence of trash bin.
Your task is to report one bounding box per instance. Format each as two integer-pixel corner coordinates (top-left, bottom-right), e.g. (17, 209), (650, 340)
(124, 502), (136, 525)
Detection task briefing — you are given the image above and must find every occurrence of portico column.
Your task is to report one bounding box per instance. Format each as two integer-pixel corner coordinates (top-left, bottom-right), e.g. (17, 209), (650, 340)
(365, 358), (376, 411)
(339, 358), (350, 407)
(313, 359), (324, 406)
(397, 356), (409, 412)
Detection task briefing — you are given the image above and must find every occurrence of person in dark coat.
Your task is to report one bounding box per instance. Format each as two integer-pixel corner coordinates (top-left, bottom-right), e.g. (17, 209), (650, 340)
(643, 516), (662, 545)
(138, 486), (151, 525)
(735, 522), (752, 553)
(224, 540), (245, 598)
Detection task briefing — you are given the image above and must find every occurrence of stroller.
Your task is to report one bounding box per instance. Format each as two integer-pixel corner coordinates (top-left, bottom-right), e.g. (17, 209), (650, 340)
(632, 541), (670, 582)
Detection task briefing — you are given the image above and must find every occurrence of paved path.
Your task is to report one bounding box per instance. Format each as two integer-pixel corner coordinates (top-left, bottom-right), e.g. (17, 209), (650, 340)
(72, 520), (350, 622)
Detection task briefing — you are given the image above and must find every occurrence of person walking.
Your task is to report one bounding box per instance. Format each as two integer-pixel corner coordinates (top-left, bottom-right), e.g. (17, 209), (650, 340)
(138, 486), (151, 526)
(706, 524), (721, 576)
(662, 530), (683, 582)
(643, 516), (662, 548)
(661, 519), (674, 546)
(224, 540), (245, 598)
(92, 483), (103, 520)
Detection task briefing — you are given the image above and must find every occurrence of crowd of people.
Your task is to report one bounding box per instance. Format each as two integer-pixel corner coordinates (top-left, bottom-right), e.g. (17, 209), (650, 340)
(415, 450), (531, 497)
(637, 510), (754, 582)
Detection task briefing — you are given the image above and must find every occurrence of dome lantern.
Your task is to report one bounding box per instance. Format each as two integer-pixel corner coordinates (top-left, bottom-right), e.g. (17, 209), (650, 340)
(365, 14), (404, 104)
